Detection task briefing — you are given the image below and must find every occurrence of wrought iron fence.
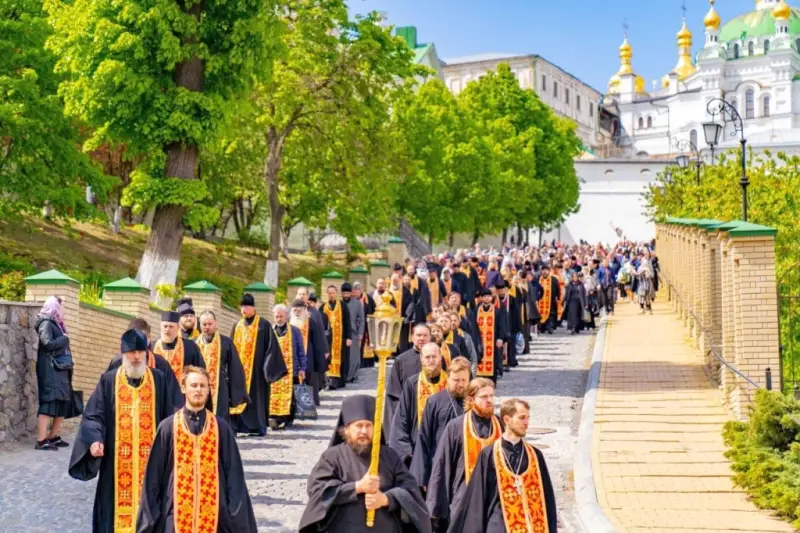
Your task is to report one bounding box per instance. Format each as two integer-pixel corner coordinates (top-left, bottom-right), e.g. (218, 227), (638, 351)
(778, 263), (800, 396)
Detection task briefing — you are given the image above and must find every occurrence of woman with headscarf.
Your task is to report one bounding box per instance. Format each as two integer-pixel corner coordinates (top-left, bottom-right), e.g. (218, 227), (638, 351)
(35, 296), (74, 450)
(636, 257), (656, 314)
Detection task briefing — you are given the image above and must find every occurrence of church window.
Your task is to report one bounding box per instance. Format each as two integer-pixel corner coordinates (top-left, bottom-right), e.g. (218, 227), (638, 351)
(566, 89), (570, 105)
(763, 95), (771, 117)
(748, 42), (755, 56)
(553, 82), (558, 98)
(589, 102), (594, 117)
(541, 74), (547, 92)
(638, 117), (644, 129)
(745, 89), (755, 119)
(647, 116), (653, 128)
(690, 129), (698, 148)
(577, 94), (581, 111)
(764, 40), (770, 53)
(733, 44), (740, 58)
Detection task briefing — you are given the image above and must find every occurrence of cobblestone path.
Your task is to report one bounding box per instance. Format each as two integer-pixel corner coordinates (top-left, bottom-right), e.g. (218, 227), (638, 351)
(0, 329), (590, 533)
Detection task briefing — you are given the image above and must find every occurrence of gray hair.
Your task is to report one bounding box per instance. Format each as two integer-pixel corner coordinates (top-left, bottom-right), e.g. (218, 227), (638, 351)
(272, 303), (288, 315)
(352, 281), (362, 290)
(198, 310), (216, 321)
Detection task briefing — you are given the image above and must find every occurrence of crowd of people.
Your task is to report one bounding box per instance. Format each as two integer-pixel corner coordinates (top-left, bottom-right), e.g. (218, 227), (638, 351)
(31, 239), (660, 532)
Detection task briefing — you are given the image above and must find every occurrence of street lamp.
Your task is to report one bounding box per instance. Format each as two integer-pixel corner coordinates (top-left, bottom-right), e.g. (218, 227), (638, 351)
(673, 137), (702, 186)
(704, 98), (748, 221)
(364, 293), (403, 527)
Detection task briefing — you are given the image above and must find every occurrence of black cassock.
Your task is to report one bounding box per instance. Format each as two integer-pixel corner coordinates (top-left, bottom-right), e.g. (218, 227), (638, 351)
(230, 316), (288, 436)
(499, 295), (520, 368)
(324, 300), (352, 390)
(426, 412), (502, 525)
(446, 439), (557, 533)
(307, 306), (330, 405)
(136, 409), (257, 533)
(152, 338), (206, 397)
(299, 443), (431, 533)
(389, 372), (446, 467)
(469, 306), (508, 383)
(107, 353), (183, 410)
(68, 368), (176, 533)
(533, 275), (560, 333)
(197, 334), (248, 423)
(390, 286), (415, 354)
(449, 332), (470, 364)
(360, 293), (376, 369)
(385, 347), (420, 424)
(409, 389), (464, 488)
(409, 276), (432, 325)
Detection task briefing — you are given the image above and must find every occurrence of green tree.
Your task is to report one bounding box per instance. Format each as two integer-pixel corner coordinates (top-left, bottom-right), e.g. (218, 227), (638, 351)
(45, 0), (283, 289)
(0, 0), (111, 215)
(253, 1), (422, 267)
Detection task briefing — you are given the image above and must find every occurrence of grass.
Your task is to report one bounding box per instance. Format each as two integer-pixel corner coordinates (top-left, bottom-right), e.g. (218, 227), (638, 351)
(0, 216), (369, 306)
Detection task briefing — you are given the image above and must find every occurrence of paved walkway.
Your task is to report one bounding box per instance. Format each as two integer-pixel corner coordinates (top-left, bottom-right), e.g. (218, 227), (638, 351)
(592, 300), (796, 533)
(0, 329), (591, 533)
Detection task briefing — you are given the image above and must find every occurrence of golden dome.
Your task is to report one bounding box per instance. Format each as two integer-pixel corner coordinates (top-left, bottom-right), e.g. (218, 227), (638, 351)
(677, 20), (692, 47)
(673, 19), (696, 80)
(635, 75), (646, 93)
(774, 0), (791, 21)
(704, 0), (721, 30)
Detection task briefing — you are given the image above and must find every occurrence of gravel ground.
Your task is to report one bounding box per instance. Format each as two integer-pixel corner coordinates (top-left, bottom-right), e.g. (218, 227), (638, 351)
(0, 328), (591, 533)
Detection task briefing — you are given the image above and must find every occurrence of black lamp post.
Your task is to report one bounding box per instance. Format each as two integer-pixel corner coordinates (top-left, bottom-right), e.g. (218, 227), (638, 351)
(673, 137), (702, 185)
(703, 98), (748, 221)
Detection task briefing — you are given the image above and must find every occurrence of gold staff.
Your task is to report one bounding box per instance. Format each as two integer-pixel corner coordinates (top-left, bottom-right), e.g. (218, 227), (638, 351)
(365, 293), (402, 527)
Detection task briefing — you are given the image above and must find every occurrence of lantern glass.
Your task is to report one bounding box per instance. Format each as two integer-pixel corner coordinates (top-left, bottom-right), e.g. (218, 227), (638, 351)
(367, 316), (378, 350)
(676, 154), (690, 168)
(390, 318), (402, 349)
(703, 122), (722, 146)
(367, 315), (402, 353)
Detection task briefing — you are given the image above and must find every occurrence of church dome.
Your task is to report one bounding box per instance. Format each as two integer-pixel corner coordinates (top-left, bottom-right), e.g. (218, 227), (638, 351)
(704, 1), (722, 30)
(774, 0), (791, 20)
(719, 5), (800, 42)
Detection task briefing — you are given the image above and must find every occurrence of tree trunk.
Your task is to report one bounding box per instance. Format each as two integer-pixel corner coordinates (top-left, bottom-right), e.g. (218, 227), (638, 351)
(472, 222), (480, 246)
(265, 126), (286, 261)
(136, 0), (203, 291)
(538, 226), (543, 247)
(112, 205), (121, 234)
(516, 223), (523, 246)
(502, 227), (508, 245)
(428, 233), (433, 247)
(448, 231), (454, 248)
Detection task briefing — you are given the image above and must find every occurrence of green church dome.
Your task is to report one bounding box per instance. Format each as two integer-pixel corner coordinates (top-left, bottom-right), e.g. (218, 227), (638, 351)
(719, 7), (800, 42)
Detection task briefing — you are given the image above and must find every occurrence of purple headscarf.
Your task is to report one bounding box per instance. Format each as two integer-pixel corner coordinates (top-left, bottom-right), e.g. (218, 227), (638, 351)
(40, 296), (67, 333)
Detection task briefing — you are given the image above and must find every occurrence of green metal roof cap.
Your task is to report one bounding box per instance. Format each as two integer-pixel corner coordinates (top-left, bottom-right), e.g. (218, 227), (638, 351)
(287, 277), (314, 287)
(370, 260), (390, 267)
(184, 280), (220, 293)
(244, 281), (274, 293)
(103, 277), (145, 292)
(322, 270), (344, 279)
(349, 266), (369, 273)
(727, 221), (778, 237)
(25, 269), (78, 285)
(387, 236), (405, 244)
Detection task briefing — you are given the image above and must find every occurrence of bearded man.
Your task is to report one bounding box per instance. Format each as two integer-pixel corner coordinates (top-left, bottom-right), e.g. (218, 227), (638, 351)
(69, 329), (176, 532)
(299, 395), (431, 533)
(342, 282), (364, 383)
(175, 297), (199, 340)
(268, 304), (307, 430)
(447, 399), (557, 533)
(297, 287), (329, 406)
(195, 310), (247, 422)
(290, 298), (327, 405)
(152, 311), (205, 387)
(389, 343), (448, 468)
(428, 322), (460, 367)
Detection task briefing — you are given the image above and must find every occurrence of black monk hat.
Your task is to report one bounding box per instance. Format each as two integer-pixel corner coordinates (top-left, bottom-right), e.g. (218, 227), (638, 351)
(120, 328), (148, 353)
(392, 262), (403, 272)
(241, 293), (255, 307)
(341, 282), (352, 293)
(176, 297), (194, 316)
(330, 395), (382, 448)
(161, 311), (180, 323)
(494, 279), (506, 289)
(478, 288), (492, 297)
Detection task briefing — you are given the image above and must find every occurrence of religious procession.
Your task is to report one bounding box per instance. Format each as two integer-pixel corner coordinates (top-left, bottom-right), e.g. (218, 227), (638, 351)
(34, 240), (660, 533)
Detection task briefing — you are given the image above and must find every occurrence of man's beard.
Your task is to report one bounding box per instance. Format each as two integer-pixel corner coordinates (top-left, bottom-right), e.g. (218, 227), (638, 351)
(343, 296), (351, 302)
(290, 314), (307, 329)
(346, 437), (372, 457)
(161, 333), (177, 344)
(423, 367), (441, 380)
(450, 387), (466, 400)
(123, 359), (146, 379)
(472, 403), (494, 419)
(377, 288), (385, 294)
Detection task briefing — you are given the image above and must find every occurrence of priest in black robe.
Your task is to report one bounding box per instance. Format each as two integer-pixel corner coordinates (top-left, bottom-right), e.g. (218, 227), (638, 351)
(152, 311), (206, 386)
(176, 297), (200, 341)
(469, 291), (508, 384)
(69, 329), (176, 533)
(406, 263), (431, 325)
(230, 293), (288, 436)
(196, 309), (248, 423)
(437, 314), (469, 364)
(389, 269), (415, 354)
(291, 297), (327, 405)
(534, 265), (560, 334)
(385, 324), (431, 424)
(136, 366), (257, 532)
(322, 284), (352, 390)
(297, 287), (329, 406)
(409, 356), (470, 489)
(359, 285), (377, 368)
(299, 395), (431, 533)
(447, 399), (557, 533)
(495, 280), (520, 369)
(426, 378), (502, 532)
(389, 343), (448, 468)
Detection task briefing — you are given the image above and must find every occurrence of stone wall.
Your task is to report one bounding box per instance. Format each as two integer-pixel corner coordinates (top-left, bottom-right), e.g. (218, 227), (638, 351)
(656, 218), (781, 419)
(0, 302), (39, 444)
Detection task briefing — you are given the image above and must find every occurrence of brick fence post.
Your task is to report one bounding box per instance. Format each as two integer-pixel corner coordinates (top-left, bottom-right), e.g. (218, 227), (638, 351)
(24, 270), (80, 331)
(369, 260), (391, 292)
(287, 277), (314, 304)
(349, 265), (369, 292)
(103, 277), (150, 317)
(183, 280), (223, 319)
(387, 237), (408, 270)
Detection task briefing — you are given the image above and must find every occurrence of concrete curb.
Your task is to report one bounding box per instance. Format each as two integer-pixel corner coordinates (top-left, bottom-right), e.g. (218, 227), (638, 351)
(573, 316), (618, 533)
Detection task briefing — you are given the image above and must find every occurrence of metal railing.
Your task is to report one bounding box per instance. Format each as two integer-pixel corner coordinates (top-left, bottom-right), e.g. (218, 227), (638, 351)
(664, 274), (767, 390)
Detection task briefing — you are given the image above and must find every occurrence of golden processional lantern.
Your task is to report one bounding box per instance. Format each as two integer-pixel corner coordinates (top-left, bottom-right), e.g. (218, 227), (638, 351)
(364, 293), (403, 527)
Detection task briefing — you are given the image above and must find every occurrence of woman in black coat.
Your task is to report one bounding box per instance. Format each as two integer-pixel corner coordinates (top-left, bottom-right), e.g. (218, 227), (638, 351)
(564, 272), (588, 334)
(35, 296), (74, 451)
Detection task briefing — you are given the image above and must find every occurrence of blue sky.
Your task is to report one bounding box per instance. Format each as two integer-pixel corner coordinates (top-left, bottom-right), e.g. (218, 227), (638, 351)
(352, 0), (759, 93)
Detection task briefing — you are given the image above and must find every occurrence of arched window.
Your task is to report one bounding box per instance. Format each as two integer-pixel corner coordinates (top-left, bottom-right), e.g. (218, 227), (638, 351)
(745, 89), (755, 119)
(690, 129), (698, 148)
(763, 95), (771, 117)
(647, 116), (653, 128)
(748, 41), (755, 56)
(638, 117), (644, 129)
(764, 40), (770, 53)
(734, 44), (740, 58)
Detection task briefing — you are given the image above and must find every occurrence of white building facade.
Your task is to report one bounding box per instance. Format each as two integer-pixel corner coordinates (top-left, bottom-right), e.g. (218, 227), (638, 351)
(442, 54), (605, 150)
(606, 0), (800, 157)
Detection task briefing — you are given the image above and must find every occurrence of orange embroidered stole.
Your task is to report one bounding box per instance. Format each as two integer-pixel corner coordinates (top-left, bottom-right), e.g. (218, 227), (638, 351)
(147, 351), (156, 369)
(428, 278), (440, 307)
(443, 278), (452, 296)
(323, 301), (343, 379)
(557, 278), (565, 320)
(459, 305), (466, 318)
(390, 288), (403, 316)
(173, 410), (219, 533)
(196, 334), (222, 415)
(114, 367), (156, 533)
(462, 413), (501, 483)
(537, 276), (552, 324)
(476, 306), (496, 378)
(154, 336), (185, 383)
(416, 371), (448, 425)
(441, 342), (452, 367)
(360, 298), (374, 360)
(269, 326), (294, 417)
(493, 440), (550, 533)
(230, 315), (259, 415)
